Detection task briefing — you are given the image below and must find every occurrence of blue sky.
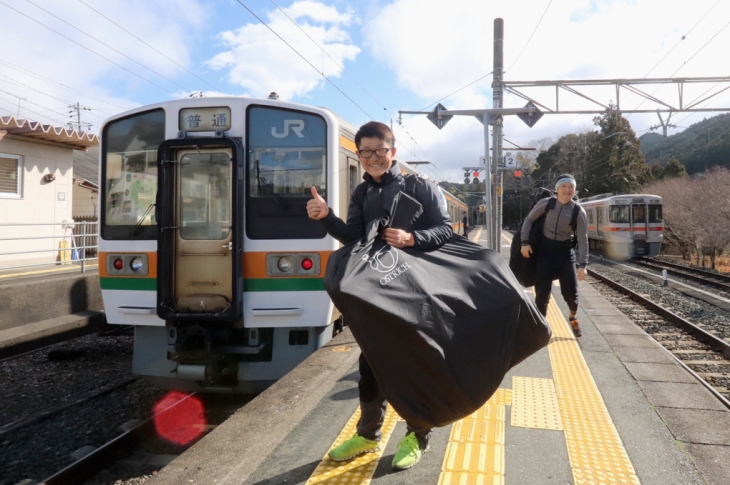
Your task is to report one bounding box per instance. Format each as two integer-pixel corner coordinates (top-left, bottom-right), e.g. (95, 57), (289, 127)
(2, 0), (730, 182)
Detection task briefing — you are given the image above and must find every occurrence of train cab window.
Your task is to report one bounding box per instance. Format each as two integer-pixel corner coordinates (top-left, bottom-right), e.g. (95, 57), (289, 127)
(608, 205), (629, 223)
(101, 109), (165, 240)
(348, 163), (358, 196)
(246, 106), (327, 239)
(631, 205), (647, 223)
(649, 204), (663, 222)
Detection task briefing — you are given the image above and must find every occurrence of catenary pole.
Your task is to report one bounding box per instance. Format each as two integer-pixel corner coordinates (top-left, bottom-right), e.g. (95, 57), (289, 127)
(492, 18), (504, 252)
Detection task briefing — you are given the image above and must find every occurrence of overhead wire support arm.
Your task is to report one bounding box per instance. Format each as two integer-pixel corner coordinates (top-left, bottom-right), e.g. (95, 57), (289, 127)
(501, 76), (730, 115)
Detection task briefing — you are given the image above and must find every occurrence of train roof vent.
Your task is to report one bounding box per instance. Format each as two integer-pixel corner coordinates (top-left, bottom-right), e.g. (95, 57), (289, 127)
(268, 92), (280, 100)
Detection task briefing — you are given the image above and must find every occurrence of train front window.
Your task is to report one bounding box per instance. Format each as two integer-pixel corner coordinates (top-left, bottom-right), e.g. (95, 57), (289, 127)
(608, 205), (629, 223)
(631, 205), (647, 223)
(649, 204), (662, 222)
(246, 106), (327, 239)
(101, 109), (165, 240)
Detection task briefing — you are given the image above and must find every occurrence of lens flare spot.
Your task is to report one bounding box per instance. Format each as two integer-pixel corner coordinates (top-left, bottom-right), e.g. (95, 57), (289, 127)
(153, 391), (206, 445)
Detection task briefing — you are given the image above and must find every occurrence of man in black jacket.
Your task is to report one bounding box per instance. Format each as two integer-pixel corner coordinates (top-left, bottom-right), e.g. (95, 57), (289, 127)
(307, 121), (452, 470)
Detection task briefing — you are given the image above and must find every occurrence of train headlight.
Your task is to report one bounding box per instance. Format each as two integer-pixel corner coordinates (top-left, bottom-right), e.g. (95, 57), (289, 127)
(301, 258), (313, 270)
(277, 257), (292, 272)
(130, 257), (144, 272)
(113, 258), (124, 270)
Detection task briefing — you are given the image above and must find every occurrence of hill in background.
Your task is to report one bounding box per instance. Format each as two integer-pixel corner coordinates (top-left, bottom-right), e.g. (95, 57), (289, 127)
(639, 112), (730, 174)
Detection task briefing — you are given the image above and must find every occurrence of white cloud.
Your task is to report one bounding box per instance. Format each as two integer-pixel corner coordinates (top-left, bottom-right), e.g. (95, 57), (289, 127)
(363, 0), (730, 180)
(206, 1), (360, 100)
(0, 0), (209, 130)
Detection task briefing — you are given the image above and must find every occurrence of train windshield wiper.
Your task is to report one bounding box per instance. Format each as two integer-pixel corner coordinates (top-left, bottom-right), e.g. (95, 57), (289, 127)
(130, 203), (156, 236)
(257, 176), (285, 209)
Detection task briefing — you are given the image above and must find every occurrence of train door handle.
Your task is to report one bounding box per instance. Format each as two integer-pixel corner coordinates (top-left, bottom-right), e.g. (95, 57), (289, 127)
(223, 242), (233, 250)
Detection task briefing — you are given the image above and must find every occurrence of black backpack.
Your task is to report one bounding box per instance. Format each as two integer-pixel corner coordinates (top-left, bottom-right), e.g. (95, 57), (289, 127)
(509, 198), (580, 287)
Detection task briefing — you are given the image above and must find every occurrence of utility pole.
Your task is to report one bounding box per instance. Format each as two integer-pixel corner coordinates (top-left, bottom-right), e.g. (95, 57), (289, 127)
(492, 18), (504, 253)
(68, 102), (91, 131)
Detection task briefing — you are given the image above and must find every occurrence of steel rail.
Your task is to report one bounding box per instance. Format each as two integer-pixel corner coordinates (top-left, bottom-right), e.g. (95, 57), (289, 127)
(587, 269), (730, 411)
(39, 392), (199, 485)
(633, 260), (730, 292)
(649, 258), (730, 284)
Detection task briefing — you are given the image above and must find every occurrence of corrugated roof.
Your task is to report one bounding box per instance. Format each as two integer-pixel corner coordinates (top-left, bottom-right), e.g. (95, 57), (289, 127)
(73, 146), (99, 188)
(0, 116), (98, 151)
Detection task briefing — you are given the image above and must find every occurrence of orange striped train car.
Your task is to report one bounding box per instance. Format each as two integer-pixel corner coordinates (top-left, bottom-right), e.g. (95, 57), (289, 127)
(579, 193), (663, 259)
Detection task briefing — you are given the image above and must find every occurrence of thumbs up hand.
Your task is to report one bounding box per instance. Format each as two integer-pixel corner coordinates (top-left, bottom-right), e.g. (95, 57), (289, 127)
(306, 186), (329, 220)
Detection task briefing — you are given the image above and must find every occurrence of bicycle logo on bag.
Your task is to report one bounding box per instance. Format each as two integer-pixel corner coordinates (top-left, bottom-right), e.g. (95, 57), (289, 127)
(362, 246), (412, 286)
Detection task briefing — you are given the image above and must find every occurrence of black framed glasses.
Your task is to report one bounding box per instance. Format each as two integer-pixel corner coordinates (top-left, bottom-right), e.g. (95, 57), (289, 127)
(357, 147), (391, 158)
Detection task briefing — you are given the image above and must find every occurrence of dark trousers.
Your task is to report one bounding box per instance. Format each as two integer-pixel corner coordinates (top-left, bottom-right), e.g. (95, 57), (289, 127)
(535, 238), (579, 317)
(356, 353), (431, 449)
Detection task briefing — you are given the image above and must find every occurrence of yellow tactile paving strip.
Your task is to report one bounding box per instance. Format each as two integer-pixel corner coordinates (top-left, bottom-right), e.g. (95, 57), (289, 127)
(437, 389), (511, 485)
(305, 405), (399, 484)
(307, 287), (639, 484)
(511, 376), (563, 431)
(546, 299), (641, 485)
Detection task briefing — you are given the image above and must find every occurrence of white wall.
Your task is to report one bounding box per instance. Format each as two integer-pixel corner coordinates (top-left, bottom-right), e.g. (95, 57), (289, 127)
(0, 137), (74, 267)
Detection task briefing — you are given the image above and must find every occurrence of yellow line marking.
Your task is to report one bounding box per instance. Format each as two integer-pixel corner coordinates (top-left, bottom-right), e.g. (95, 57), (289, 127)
(306, 405), (399, 484)
(0, 264), (98, 279)
(470, 227), (482, 242)
(510, 377), (563, 430)
(437, 389), (511, 485)
(546, 299), (641, 484)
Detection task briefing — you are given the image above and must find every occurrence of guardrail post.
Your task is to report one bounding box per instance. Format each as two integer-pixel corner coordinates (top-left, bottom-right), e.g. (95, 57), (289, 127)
(81, 221), (86, 273)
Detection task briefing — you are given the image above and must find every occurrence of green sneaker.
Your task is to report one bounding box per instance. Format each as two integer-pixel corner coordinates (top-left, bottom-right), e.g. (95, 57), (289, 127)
(328, 434), (380, 461)
(392, 432), (425, 470)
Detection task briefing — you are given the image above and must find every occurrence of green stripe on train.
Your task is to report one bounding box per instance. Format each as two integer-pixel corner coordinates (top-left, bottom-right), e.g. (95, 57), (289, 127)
(100, 278), (324, 292)
(100, 277), (157, 291)
(244, 278), (325, 292)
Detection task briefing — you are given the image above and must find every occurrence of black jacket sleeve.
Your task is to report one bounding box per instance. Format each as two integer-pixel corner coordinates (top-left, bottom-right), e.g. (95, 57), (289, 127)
(410, 179), (453, 250)
(319, 189), (366, 245)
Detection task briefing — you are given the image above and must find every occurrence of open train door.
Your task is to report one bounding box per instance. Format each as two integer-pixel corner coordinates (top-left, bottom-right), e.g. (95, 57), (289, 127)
(156, 138), (244, 322)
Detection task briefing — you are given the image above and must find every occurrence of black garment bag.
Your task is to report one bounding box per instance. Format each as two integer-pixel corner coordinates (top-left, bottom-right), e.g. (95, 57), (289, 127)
(324, 191), (551, 429)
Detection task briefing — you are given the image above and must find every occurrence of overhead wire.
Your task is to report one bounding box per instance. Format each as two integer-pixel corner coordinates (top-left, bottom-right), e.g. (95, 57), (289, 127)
(629, 2), (728, 119)
(505, 0), (552, 74)
(235, 0), (374, 119)
(0, 95), (69, 126)
(418, 72), (493, 112)
(77, 0), (223, 93)
(0, 74), (107, 122)
(268, 0), (387, 112)
(0, 59), (133, 110)
(0, 0), (183, 98)
(22, 0), (192, 94)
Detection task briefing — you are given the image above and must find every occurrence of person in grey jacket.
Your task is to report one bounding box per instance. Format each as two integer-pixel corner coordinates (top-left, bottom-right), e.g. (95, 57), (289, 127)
(520, 174), (588, 336)
(306, 121), (452, 470)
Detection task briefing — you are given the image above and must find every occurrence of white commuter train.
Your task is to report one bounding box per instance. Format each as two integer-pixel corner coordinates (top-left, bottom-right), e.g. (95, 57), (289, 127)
(578, 193), (663, 259)
(98, 96), (466, 393)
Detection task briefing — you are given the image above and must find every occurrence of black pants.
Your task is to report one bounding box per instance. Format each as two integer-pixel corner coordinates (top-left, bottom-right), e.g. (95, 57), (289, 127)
(534, 238), (579, 317)
(357, 353), (431, 449)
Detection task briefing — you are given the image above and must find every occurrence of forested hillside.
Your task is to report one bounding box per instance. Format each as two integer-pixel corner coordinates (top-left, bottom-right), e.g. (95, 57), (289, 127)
(639, 112), (730, 174)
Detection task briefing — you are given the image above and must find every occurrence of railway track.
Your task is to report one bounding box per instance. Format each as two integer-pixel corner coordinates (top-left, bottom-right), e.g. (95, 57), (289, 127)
(634, 258), (730, 293)
(587, 269), (730, 407)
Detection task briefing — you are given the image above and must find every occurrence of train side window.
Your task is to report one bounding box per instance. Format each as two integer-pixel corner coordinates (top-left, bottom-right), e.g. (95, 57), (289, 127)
(649, 204), (662, 222)
(587, 209), (594, 225)
(348, 163), (358, 196)
(608, 205), (629, 223)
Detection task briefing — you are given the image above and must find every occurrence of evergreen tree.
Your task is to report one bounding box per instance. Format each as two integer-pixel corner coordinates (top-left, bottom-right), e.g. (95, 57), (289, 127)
(585, 106), (652, 194)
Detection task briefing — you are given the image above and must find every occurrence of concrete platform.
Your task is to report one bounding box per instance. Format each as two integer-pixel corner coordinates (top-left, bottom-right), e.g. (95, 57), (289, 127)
(145, 230), (730, 484)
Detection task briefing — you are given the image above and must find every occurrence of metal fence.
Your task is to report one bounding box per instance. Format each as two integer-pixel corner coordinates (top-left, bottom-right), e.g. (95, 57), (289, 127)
(0, 219), (99, 274)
